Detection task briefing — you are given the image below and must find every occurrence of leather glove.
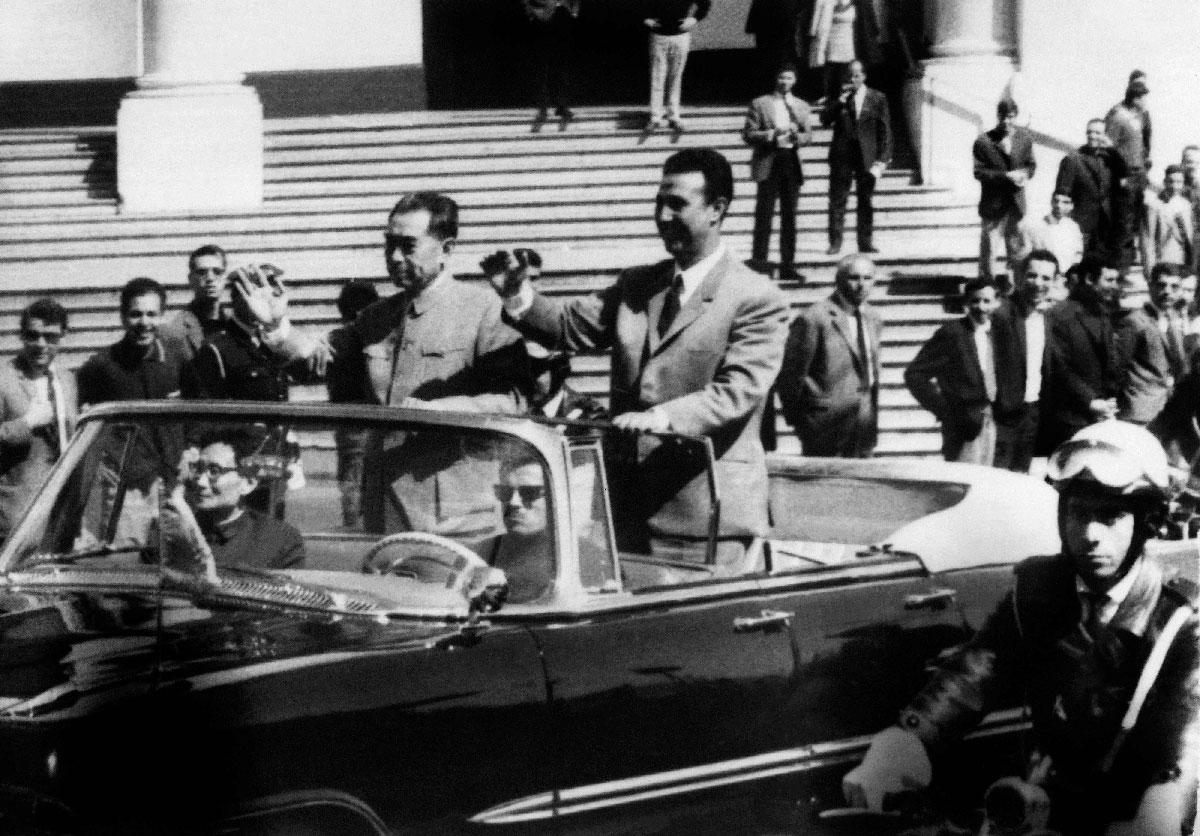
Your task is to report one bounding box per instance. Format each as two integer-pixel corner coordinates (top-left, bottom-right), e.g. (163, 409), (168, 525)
(842, 726), (932, 812)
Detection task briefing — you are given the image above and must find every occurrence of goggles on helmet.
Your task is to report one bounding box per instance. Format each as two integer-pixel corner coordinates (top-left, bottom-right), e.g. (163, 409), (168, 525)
(1045, 437), (1169, 498)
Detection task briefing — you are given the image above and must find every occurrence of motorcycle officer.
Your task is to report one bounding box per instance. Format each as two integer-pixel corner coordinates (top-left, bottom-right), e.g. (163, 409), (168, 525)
(843, 420), (1200, 835)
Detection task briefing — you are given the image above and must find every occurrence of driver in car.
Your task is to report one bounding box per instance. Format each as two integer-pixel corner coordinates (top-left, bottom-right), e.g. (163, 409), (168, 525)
(842, 420), (1199, 835)
(166, 428), (305, 571)
(490, 453), (554, 603)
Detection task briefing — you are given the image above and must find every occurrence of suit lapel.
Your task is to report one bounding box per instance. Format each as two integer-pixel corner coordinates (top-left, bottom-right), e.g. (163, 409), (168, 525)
(828, 302), (863, 373)
(957, 318), (984, 388)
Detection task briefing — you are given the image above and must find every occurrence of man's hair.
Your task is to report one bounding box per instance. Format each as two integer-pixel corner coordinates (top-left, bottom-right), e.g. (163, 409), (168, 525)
(20, 297), (68, 332)
(513, 247), (543, 269)
(119, 277), (166, 316)
(1150, 262), (1187, 284)
(662, 148), (734, 208)
(188, 244), (227, 273)
(962, 276), (998, 299)
(1183, 145), (1200, 160)
(196, 425), (265, 468)
(996, 98), (1019, 118)
(1129, 69), (1146, 82)
(1068, 254), (1113, 285)
(1021, 248), (1060, 277)
(336, 280), (380, 322)
(389, 192), (459, 241)
(499, 450), (546, 479)
(1164, 163), (1185, 180)
(835, 253), (874, 282)
(775, 62), (797, 77)
(1086, 117), (1106, 129)
(848, 59), (865, 74)
(1125, 79), (1149, 102)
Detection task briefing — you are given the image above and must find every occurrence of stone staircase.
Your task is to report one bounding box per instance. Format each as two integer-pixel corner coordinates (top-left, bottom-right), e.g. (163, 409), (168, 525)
(0, 107), (984, 456)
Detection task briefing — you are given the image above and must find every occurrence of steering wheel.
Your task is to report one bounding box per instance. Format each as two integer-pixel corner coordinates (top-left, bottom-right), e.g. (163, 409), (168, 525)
(360, 531), (487, 588)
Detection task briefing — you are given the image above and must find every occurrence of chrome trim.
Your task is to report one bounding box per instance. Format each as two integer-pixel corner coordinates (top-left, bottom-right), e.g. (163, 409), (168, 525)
(470, 708), (1030, 825)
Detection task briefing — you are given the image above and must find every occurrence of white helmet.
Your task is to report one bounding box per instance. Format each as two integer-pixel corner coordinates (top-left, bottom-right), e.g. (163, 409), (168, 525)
(1046, 420), (1171, 500)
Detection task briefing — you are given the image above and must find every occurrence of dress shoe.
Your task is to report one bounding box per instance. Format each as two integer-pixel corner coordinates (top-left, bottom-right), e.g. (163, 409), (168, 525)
(859, 245), (880, 254)
(556, 106), (574, 121)
(779, 267), (806, 283)
(668, 117), (685, 132)
(534, 108), (549, 123)
(826, 243), (843, 256)
(646, 116), (667, 131)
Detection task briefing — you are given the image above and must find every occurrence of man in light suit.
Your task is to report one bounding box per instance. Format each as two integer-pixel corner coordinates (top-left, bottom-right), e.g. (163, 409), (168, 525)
(489, 148), (790, 567)
(823, 59), (891, 255)
(744, 64), (812, 281)
(778, 253), (882, 457)
(160, 243), (230, 363)
(974, 98), (1036, 280)
(0, 298), (76, 540)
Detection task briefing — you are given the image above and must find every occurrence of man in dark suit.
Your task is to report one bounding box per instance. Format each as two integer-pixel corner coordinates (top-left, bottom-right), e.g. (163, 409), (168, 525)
(905, 277), (1023, 465)
(778, 253), (882, 457)
(0, 298), (76, 540)
(743, 64), (812, 280)
(974, 98), (1036, 281)
(1040, 255), (1121, 453)
(488, 148), (790, 567)
(1054, 119), (1126, 263)
(823, 60), (891, 255)
(993, 248), (1059, 472)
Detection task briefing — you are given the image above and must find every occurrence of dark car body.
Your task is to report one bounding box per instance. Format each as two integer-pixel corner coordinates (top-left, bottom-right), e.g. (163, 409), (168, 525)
(0, 402), (1063, 834)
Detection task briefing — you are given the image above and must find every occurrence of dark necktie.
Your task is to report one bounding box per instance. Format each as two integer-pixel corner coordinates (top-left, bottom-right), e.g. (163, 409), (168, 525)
(856, 308), (873, 388)
(658, 275), (683, 338)
(1083, 591), (1108, 641)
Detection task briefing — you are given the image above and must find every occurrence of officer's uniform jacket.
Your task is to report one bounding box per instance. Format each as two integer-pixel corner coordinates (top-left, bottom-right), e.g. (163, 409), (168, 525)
(898, 554), (1200, 827)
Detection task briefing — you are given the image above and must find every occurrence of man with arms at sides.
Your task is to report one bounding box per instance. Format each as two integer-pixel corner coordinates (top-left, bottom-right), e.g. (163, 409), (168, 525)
(1106, 79), (1151, 274)
(822, 59), (891, 255)
(777, 253), (882, 458)
(993, 249), (1058, 473)
(843, 421), (1199, 836)
(1113, 262), (1185, 429)
(0, 298), (76, 541)
(165, 427), (304, 572)
(904, 277), (1022, 466)
(1055, 119), (1126, 264)
(159, 244), (229, 363)
(1038, 256), (1121, 454)
(488, 148), (789, 568)
(1142, 164), (1194, 274)
(76, 278), (194, 546)
(974, 98), (1036, 282)
(743, 63), (812, 281)
(643, 0), (710, 132)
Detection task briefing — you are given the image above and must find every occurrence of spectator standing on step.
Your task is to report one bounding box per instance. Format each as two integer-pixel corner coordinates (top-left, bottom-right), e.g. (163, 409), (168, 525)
(744, 64), (812, 282)
(1022, 192), (1084, 278)
(807, 0), (881, 109)
(522, 0), (581, 124)
(1054, 119), (1126, 264)
(1106, 78), (1151, 273)
(1142, 164), (1193, 274)
(778, 253), (882, 457)
(823, 60), (891, 256)
(1112, 261), (1180, 427)
(643, 0), (710, 132)
(160, 244), (231, 363)
(905, 277), (1023, 466)
(0, 298), (76, 542)
(994, 249), (1059, 472)
(1039, 256), (1121, 453)
(974, 98), (1035, 282)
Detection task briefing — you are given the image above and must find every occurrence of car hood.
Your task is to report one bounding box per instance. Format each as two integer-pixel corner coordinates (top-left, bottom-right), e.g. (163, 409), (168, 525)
(0, 585), (466, 721)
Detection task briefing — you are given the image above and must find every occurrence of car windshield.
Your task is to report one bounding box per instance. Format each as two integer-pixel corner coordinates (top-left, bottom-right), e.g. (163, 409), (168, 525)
(3, 408), (600, 612)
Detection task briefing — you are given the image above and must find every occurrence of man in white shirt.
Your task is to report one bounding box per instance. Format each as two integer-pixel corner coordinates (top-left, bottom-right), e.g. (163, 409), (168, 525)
(0, 298), (76, 540)
(1023, 193), (1084, 279)
(486, 148), (789, 566)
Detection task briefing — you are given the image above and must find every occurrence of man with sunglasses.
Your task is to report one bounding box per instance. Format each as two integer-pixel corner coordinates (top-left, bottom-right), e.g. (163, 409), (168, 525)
(0, 298), (76, 541)
(160, 244), (231, 363)
(843, 420), (1199, 835)
(489, 455), (554, 603)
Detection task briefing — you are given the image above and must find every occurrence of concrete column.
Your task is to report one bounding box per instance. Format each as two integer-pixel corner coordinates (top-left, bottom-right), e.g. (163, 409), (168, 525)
(903, 0), (1017, 190)
(116, 0), (263, 213)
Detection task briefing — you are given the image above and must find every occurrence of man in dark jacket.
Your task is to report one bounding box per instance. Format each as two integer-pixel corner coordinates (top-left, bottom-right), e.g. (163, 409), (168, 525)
(822, 59), (891, 255)
(1039, 255), (1121, 453)
(974, 98), (1036, 281)
(905, 277), (1023, 465)
(843, 420), (1200, 836)
(1054, 119), (1127, 263)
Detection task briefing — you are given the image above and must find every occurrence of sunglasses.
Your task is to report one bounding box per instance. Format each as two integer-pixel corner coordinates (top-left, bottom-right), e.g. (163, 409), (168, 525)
(494, 484), (546, 505)
(186, 461), (241, 480)
(21, 329), (63, 344)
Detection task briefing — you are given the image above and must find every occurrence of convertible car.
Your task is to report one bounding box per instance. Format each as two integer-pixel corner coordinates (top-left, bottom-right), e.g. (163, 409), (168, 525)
(0, 401), (1063, 834)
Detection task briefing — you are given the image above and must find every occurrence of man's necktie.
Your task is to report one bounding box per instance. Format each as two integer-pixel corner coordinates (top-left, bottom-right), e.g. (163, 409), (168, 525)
(1083, 591), (1108, 641)
(658, 275), (683, 339)
(47, 370), (67, 457)
(855, 308), (873, 388)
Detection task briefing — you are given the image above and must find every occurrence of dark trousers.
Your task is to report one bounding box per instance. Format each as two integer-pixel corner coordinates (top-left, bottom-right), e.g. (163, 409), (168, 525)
(994, 401), (1039, 473)
(1116, 171), (1147, 273)
(797, 393), (878, 458)
(829, 160), (876, 249)
(752, 152), (802, 266)
(822, 61), (850, 105)
(533, 8), (574, 111)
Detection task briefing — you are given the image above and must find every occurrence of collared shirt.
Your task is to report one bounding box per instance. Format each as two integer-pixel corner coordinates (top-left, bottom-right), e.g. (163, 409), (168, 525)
(1075, 560), (1147, 634)
(853, 85), (866, 120)
(972, 318), (997, 401)
(1024, 309), (1046, 402)
(673, 244), (726, 307)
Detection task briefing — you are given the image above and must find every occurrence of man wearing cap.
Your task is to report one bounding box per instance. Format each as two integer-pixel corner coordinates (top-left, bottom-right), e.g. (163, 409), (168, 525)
(842, 420), (1200, 835)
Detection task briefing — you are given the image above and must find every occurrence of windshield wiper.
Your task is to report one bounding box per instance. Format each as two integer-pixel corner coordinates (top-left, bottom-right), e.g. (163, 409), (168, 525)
(19, 544), (147, 569)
